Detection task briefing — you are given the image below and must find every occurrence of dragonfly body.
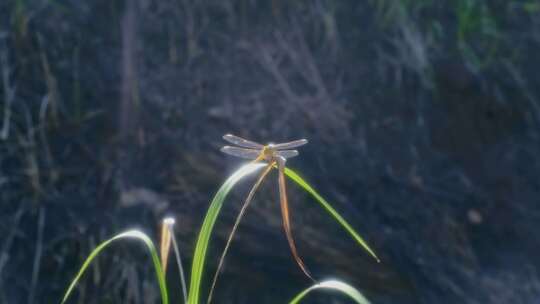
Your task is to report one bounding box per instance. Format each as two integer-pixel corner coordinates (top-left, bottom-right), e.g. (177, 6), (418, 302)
(260, 144), (276, 161)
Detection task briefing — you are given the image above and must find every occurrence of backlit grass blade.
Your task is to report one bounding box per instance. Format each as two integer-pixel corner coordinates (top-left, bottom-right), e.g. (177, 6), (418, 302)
(187, 163), (267, 304)
(289, 280), (371, 304)
(61, 230), (168, 304)
(207, 163), (273, 304)
(284, 168), (380, 262)
(277, 157), (314, 281)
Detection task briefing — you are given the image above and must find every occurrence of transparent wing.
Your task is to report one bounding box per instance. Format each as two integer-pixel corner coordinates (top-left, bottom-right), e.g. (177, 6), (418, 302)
(220, 146), (261, 159)
(276, 150), (299, 159)
(272, 139), (308, 150)
(223, 134), (264, 149)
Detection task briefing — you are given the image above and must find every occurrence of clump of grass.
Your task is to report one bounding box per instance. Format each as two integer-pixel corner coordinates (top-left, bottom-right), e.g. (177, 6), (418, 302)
(61, 162), (378, 304)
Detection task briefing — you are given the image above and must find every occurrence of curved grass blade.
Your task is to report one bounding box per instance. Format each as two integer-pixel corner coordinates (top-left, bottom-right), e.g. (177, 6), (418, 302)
(284, 168), (380, 262)
(61, 230), (168, 304)
(277, 157), (314, 281)
(207, 163), (274, 304)
(289, 280), (371, 304)
(187, 163), (267, 304)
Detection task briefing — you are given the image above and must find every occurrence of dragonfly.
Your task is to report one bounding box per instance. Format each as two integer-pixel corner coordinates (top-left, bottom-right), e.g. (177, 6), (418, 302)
(220, 134), (307, 163)
(220, 134), (312, 275)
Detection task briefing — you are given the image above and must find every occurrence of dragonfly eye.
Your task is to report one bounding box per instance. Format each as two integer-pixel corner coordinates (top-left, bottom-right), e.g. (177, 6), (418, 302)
(267, 143), (275, 149)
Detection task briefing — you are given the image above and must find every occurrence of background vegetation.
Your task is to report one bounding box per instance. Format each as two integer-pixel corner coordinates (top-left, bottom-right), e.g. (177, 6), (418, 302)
(0, 1), (539, 303)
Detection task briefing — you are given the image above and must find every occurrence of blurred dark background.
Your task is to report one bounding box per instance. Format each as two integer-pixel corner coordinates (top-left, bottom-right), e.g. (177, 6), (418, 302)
(1, 1), (540, 303)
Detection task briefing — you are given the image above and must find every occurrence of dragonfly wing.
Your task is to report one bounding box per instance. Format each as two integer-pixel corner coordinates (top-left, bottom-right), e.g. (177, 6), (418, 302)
(276, 150), (299, 159)
(223, 134), (264, 149)
(220, 146), (261, 159)
(272, 139), (308, 150)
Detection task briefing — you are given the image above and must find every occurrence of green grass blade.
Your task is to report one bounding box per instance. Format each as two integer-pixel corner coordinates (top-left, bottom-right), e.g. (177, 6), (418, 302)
(289, 280), (371, 304)
(284, 168), (380, 262)
(187, 163), (267, 304)
(61, 230), (168, 304)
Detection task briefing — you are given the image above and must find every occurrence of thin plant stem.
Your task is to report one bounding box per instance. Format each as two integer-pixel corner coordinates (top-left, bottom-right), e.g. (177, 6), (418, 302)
(206, 162), (274, 304)
(169, 224), (188, 304)
(28, 206), (45, 304)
